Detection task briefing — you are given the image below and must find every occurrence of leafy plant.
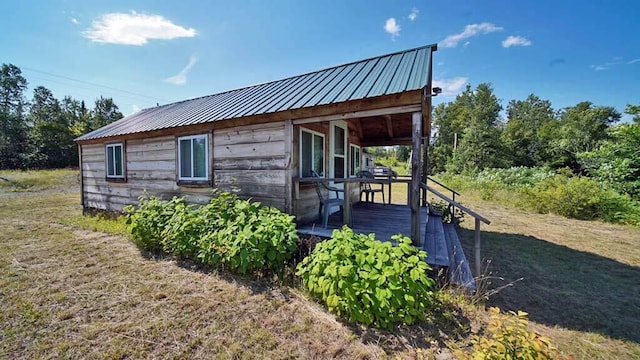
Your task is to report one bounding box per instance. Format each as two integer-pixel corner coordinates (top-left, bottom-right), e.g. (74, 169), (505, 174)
(430, 200), (465, 224)
(296, 226), (436, 330)
(125, 191), (299, 276)
(124, 194), (185, 252)
(454, 307), (566, 359)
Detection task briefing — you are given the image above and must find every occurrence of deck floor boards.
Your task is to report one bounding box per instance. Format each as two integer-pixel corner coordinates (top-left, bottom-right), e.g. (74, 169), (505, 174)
(297, 203), (427, 241)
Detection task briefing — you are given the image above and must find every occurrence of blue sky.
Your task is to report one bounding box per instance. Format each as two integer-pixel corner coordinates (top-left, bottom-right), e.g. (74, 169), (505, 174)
(2, 1), (639, 121)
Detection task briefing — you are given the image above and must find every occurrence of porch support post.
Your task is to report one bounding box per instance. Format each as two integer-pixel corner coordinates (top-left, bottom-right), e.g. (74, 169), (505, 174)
(410, 111), (422, 247)
(284, 119), (294, 214)
(421, 137), (428, 207)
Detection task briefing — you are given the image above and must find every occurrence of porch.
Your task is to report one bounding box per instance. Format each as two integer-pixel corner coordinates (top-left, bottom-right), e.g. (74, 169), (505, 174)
(298, 202), (427, 241)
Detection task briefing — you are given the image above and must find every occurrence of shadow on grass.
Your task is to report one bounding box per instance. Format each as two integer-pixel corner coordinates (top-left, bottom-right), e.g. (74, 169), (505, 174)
(458, 227), (640, 344)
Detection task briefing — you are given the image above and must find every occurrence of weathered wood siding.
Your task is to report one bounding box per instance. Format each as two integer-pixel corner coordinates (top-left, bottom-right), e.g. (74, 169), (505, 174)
(81, 122), (288, 212)
(213, 122), (287, 209)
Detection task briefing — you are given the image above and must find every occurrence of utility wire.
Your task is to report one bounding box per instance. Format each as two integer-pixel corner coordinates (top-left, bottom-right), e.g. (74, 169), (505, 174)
(21, 66), (171, 103)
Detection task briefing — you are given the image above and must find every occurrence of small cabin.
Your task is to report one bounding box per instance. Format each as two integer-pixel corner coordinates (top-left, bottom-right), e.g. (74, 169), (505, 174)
(76, 44), (440, 244)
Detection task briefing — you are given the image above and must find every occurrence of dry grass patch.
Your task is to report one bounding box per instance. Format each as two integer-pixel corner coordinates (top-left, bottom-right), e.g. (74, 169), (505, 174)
(0, 170), (471, 359)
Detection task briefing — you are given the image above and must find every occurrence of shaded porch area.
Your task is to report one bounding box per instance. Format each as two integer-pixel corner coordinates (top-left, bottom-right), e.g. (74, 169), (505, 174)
(298, 202), (427, 242)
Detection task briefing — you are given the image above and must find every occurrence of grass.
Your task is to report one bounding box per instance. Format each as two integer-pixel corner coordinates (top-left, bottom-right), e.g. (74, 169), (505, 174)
(390, 181), (640, 359)
(0, 169), (472, 359)
(2, 169), (639, 359)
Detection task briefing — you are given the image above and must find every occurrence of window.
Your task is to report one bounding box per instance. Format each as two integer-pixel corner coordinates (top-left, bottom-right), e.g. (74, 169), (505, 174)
(178, 134), (209, 181)
(300, 128), (324, 177)
(332, 125), (346, 180)
(105, 143), (125, 179)
(349, 144), (361, 176)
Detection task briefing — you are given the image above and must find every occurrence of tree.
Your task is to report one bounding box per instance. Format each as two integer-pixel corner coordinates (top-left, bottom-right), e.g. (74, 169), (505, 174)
(578, 123), (640, 200)
(625, 102), (640, 124)
(0, 64), (29, 169)
(29, 86), (76, 168)
(87, 96), (123, 132)
(551, 101), (620, 170)
(445, 83), (505, 173)
(502, 94), (556, 167)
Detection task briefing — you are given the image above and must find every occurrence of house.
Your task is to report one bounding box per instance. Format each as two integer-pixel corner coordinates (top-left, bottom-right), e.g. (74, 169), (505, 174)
(77, 44), (435, 230)
(76, 44), (490, 285)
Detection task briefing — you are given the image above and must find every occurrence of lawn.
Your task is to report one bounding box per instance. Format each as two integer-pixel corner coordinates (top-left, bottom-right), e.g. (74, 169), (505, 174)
(1, 169), (639, 359)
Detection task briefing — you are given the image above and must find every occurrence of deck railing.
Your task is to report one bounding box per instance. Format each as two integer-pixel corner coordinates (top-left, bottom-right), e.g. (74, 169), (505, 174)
(420, 182), (491, 278)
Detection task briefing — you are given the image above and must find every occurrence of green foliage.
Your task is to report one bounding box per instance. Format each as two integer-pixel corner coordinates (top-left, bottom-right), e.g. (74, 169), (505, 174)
(430, 200), (465, 224)
(124, 191), (299, 276)
(454, 307), (564, 360)
(296, 226), (436, 330)
(124, 195), (185, 252)
(578, 123), (640, 201)
(197, 194), (299, 275)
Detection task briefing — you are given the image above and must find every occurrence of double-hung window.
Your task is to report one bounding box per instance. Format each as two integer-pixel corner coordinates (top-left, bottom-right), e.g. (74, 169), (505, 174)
(300, 129), (324, 177)
(349, 144), (361, 176)
(105, 143), (125, 179)
(178, 134), (209, 181)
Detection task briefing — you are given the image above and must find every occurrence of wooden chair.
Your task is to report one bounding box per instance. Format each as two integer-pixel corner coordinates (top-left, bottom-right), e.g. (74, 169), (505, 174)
(311, 171), (345, 228)
(357, 170), (385, 204)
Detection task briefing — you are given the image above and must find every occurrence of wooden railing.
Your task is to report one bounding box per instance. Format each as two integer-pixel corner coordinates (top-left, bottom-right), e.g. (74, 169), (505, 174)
(420, 182), (491, 278)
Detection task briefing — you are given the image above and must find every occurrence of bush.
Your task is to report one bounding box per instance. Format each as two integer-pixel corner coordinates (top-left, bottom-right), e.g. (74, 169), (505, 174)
(198, 196), (299, 275)
(125, 191), (299, 276)
(296, 226), (436, 330)
(454, 307), (565, 359)
(124, 195), (185, 252)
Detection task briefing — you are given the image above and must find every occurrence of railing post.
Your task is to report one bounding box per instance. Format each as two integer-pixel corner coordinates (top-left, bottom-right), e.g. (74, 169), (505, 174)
(410, 112), (422, 247)
(474, 218), (481, 279)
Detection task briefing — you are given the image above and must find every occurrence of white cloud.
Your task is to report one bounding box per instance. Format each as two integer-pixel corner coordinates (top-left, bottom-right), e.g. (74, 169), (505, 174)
(408, 8), (419, 21)
(502, 35), (532, 48)
(441, 22), (503, 48)
(590, 64), (607, 71)
(384, 18), (401, 39)
(164, 54), (198, 85)
(628, 58), (640, 64)
(83, 11), (197, 45)
(71, 17), (79, 25)
(132, 104), (141, 113)
(433, 77), (469, 97)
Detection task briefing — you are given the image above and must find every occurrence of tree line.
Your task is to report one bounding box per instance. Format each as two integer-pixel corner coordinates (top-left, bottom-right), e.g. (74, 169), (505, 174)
(429, 83), (640, 200)
(0, 63), (124, 169)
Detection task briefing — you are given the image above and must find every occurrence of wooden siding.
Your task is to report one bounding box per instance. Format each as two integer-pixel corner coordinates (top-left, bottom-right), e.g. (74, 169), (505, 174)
(212, 122), (286, 209)
(82, 121), (289, 212)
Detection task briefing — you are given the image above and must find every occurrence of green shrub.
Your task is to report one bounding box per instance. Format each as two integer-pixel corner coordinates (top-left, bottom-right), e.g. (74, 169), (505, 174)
(125, 191), (299, 276)
(124, 195), (185, 252)
(197, 197), (299, 275)
(162, 201), (201, 258)
(296, 226), (436, 330)
(454, 307), (565, 360)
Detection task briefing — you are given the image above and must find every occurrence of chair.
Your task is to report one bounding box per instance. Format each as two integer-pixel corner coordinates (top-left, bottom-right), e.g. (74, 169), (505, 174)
(311, 171), (345, 228)
(357, 170), (385, 204)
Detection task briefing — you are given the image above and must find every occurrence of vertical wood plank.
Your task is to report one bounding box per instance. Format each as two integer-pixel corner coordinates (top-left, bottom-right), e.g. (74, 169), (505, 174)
(284, 119), (293, 214)
(343, 181), (351, 226)
(475, 218), (481, 279)
(410, 111), (422, 246)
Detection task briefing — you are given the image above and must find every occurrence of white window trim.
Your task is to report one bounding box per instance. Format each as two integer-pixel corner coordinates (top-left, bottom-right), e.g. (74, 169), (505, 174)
(329, 121), (347, 186)
(177, 134), (209, 181)
(299, 128), (325, 178)
(105, 143), (125, 179)
(349, 144), (361, 177)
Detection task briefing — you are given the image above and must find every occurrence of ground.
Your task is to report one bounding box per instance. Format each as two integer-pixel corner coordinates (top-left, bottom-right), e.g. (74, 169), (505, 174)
(1, 169), (639, 359)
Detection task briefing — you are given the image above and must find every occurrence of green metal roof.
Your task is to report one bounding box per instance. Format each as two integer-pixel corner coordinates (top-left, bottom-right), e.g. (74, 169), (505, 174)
(77, 44), (436, 141)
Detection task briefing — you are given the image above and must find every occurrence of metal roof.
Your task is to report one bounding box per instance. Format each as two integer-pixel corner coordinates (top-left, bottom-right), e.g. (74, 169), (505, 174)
(77, 44), (436, 141)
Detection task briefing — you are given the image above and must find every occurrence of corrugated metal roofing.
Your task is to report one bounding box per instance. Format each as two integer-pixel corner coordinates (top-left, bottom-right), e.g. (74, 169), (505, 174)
(76, 44), (436, 141)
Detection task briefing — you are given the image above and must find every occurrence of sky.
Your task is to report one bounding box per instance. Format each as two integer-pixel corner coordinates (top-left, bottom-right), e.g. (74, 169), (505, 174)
(2, 0), (639, 122)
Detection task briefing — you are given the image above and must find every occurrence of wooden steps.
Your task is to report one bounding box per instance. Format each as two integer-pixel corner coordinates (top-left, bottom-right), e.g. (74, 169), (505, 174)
(423, 212), (475, 290)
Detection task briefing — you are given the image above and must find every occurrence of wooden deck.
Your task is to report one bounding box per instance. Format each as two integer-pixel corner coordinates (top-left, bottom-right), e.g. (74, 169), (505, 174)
(297, 202), (428, 241)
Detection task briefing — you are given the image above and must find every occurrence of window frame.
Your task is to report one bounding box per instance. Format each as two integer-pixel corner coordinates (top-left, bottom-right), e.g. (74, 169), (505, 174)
(177, 134), (209, 182)
(349, 144), (361, 177)
(105, 142), (125, 181)
(299, 128), (325, 178)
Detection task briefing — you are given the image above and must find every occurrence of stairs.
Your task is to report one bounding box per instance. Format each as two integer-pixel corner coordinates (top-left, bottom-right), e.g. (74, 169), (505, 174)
(424, 212), (475, 290)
